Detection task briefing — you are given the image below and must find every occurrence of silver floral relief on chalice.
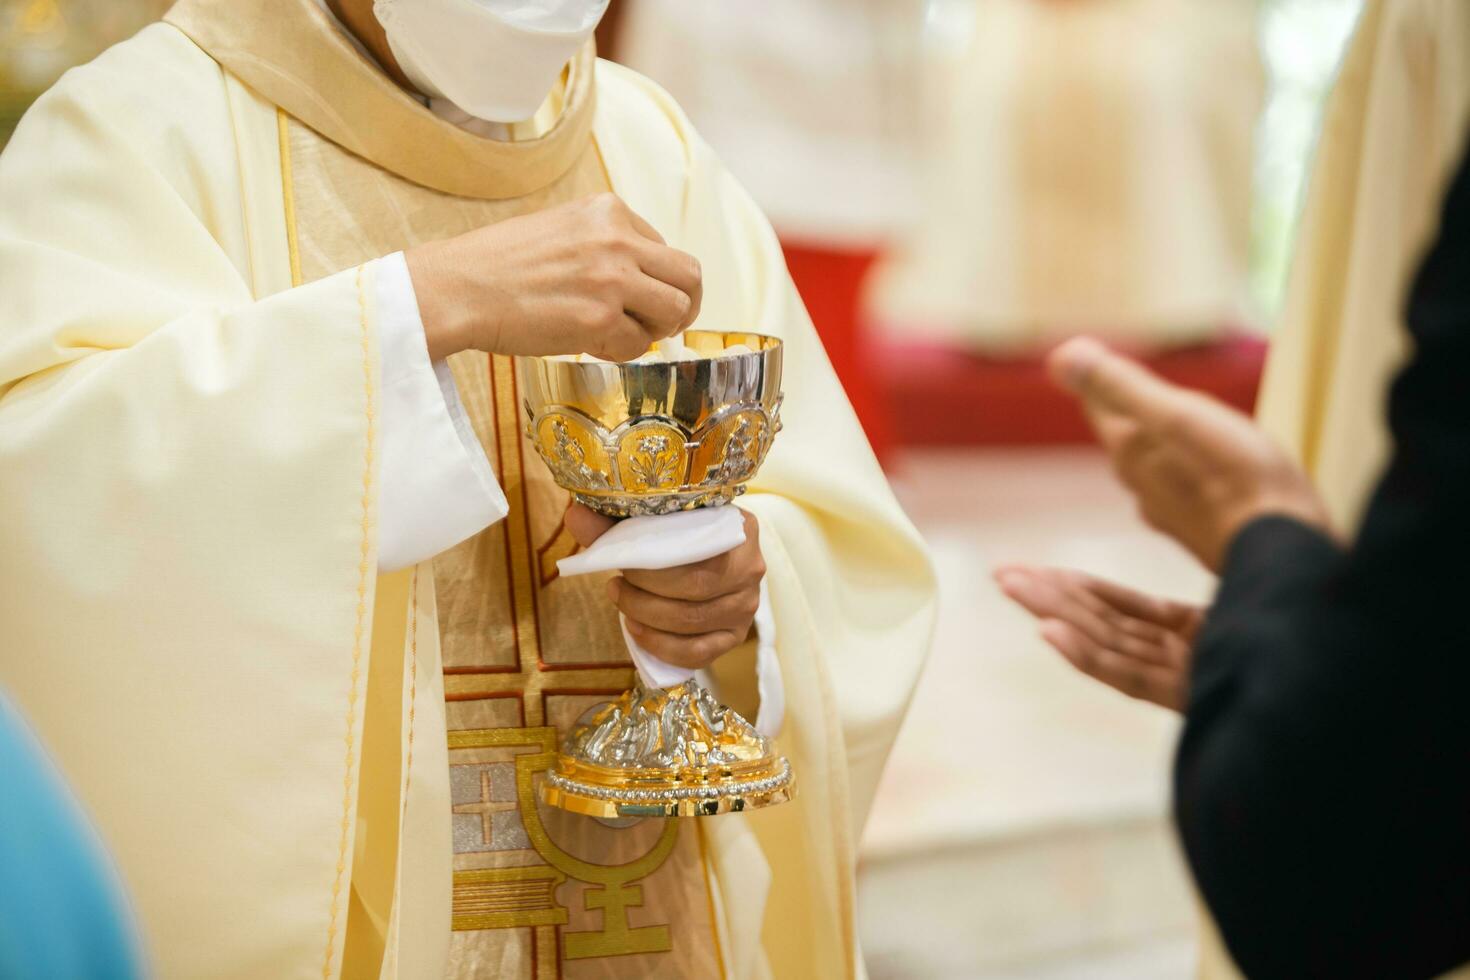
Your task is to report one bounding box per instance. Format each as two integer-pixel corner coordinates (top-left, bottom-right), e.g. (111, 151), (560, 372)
(547, 418), (608, 491)
(564, 682), (770, 770)
(628, 433), (683, 489)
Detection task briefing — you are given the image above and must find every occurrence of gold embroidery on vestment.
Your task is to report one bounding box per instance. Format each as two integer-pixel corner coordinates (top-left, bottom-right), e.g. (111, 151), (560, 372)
(447, 727), (678, 957)
(271, 99), (721, 975)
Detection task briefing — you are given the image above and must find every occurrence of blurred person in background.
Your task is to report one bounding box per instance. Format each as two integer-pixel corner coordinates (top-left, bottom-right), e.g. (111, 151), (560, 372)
(0, 0), (936, 976)
(0, 0), (169, 142)
(615, 0), (926, 451)
(871, 0), (1262, 354)
(1000, 2), (1470, 976)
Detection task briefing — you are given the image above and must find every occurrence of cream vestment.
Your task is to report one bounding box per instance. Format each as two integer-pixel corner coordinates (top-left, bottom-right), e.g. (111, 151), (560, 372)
(0, 1), (937, 976)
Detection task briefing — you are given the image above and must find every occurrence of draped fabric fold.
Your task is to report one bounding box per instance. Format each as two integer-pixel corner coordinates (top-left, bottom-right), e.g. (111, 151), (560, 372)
(0, 25), (389, 977)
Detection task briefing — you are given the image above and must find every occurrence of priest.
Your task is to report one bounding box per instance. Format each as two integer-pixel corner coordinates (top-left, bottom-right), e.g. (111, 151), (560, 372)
(0, 1), (937, 977)
(871, 0), (1262, 352)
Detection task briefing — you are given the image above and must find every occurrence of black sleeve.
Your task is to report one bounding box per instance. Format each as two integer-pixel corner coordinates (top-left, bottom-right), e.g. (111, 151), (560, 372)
(1175, 142), (1470, 980)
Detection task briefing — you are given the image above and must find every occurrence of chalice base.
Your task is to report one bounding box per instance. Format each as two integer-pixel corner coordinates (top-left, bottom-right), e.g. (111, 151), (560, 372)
(540, 680), (795, 818)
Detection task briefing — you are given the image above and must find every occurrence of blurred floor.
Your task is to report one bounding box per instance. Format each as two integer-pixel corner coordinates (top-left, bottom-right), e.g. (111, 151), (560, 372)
(860, 446), (1217, 979)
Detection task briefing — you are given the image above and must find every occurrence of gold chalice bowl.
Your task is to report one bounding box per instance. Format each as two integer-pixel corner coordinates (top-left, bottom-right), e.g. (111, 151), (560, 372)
(518, 330), (795, 817)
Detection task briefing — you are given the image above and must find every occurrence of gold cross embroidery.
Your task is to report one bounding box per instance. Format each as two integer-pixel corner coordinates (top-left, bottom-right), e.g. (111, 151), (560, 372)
(452, 769), (520, 847)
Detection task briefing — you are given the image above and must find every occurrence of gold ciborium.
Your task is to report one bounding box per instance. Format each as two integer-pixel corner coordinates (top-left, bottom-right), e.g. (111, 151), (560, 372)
(518, 330), (794, 818)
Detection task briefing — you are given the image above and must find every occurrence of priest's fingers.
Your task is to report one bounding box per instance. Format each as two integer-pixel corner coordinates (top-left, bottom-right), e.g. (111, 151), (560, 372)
(586, 312), (664, 362)
(622, 205), (667, 246)
(624, 620), (746, 671)
(609, 577), (758, 637)
(632, 239), (703, 330)
(621, 539), (764, 603)
(622, 558), (747, 602)
(1038, 619), (1185, 711)
(622, 272), (694, 341)
(564, 504), (616, 548)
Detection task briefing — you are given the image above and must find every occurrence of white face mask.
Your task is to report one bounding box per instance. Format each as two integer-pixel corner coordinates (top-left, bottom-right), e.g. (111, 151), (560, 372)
(373, 0), (608, 123)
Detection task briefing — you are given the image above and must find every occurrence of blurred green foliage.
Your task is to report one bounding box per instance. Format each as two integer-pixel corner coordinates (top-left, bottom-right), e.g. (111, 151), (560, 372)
(1, 0), (168, 146)
(1249, 0), (1363, 320)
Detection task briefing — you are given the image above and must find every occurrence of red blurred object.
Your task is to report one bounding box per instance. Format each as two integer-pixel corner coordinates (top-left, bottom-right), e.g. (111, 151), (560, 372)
(875, 333), (1268, 446)
(778, 240), (892, 458)
(775, 237), (1265, 452)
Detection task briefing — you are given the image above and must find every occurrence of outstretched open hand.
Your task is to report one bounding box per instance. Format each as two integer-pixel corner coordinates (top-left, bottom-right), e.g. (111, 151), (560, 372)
(1049, 337), (1330, 571)
(995, 565), (1202, 712)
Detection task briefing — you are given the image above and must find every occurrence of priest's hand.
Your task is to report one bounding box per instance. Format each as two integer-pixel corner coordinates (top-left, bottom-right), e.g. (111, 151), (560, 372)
(1049, 337), (1330, 571)
(995, 565), (1201, 712)
(406, 193), (702, 362)
(565, 504), (765, 670)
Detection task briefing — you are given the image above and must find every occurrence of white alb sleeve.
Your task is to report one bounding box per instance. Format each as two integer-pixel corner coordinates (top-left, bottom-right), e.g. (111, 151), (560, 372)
(373, 252), (507, 571)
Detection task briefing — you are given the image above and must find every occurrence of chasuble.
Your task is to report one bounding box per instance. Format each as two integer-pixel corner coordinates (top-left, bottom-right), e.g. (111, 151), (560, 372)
(0, 1), (937, 976)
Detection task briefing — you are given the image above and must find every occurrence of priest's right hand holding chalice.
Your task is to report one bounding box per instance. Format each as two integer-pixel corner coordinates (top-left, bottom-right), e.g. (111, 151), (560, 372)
(564, 503), (767, 680)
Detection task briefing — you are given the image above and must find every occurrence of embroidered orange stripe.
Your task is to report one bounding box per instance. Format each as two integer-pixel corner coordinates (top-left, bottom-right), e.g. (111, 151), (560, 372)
(402, 568), (419, 814)
(277, 109), (303, 289)
(317, 263), (377, 980)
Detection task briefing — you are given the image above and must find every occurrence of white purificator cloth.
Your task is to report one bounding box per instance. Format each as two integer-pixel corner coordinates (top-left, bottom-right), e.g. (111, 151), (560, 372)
(557, 506), (785, 735)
